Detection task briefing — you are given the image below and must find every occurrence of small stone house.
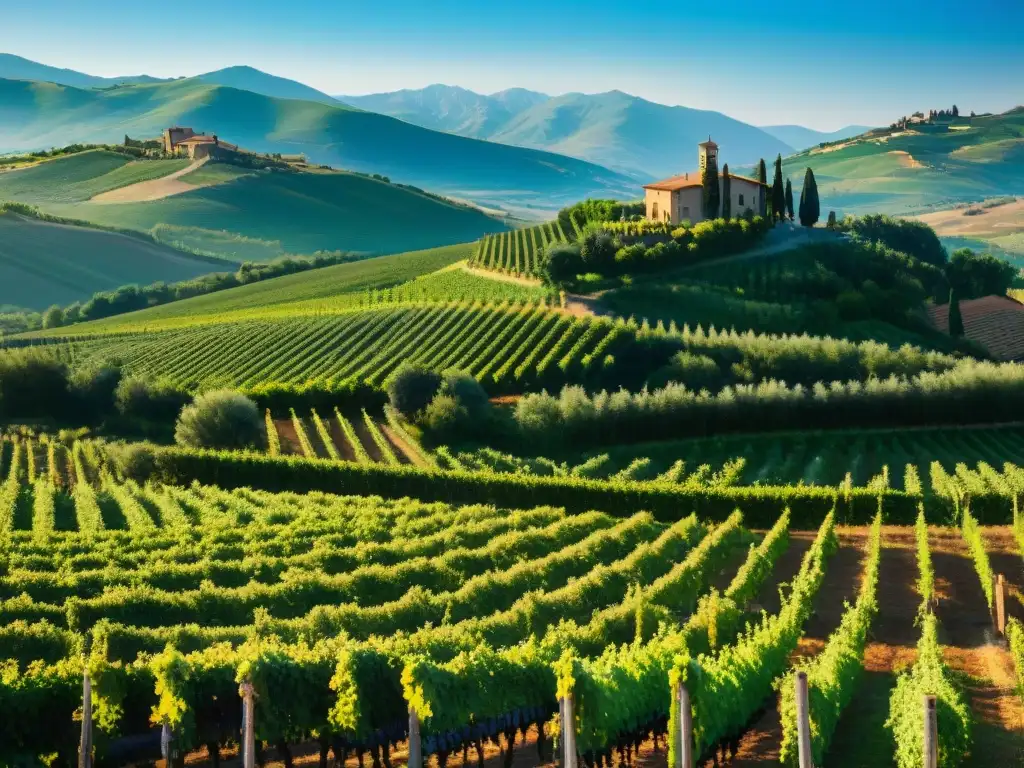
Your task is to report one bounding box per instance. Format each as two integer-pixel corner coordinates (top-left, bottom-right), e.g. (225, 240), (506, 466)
(643, 139), (766, 225)
(162, 127), (239, 159)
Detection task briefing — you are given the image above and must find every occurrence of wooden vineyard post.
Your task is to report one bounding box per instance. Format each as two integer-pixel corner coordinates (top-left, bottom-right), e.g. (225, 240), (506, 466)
(240, 680), (256, 768)
(161, 721), (184, 768)
(561, 695), (578, 768)
(795, 672), (813, 768)
(996, 574), (1007, 636)
(79, 666), (92, 768)
(923, 695), (938, 768)
(408, 706), (423, 768)
(672, 678), (693, 768)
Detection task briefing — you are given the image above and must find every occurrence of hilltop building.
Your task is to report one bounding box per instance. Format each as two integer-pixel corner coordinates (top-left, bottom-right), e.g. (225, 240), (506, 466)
(643, 139), (766, 224)
(162, 127), (239, 160)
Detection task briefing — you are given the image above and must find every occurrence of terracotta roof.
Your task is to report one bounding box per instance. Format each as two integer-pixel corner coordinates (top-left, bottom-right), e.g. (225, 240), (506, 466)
(643, 171), (768, 191)
(698, 139), (719, 148)
(176, 135), (215, 144)
(643, 173), (701, 191)
(927, 295), (1024, 360)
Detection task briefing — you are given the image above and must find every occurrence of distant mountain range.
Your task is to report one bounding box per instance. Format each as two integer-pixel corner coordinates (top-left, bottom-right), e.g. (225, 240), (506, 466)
(0, 76), (633, 215)
(0, 53), (164, 88)
(339, 86), (795, 177)
(759, 124), (874, 150)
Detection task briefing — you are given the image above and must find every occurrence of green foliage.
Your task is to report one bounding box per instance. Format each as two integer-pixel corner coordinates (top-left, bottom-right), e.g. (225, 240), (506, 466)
(799, 167), (820, 227)
(785, 178), (795, 221)
(507, 359), (1024, 448)
(771, 154), (785, 221)
(960, 506), (994, 607)
(779, 512), (882, 765)
(702, 154), (720, 220)
(721, 164), (732, 219)
(387, 364), (443, 417)
(840, 214), (947, 268)
(676, 510), (838, 758)
(948, 288), (965, 336)
(557, 199), (644, 233)
(946, 248), (1016, 299)
(174, 390), (265, 450)
(115, 375), (188, 423)
(886, 612), (971, 768)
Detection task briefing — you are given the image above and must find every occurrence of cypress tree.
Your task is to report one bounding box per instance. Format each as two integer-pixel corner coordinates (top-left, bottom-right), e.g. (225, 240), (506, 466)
(948, 288), (965, 337)
(798, 167), (820, 227)
(785, 179), (794, 221)
(721, 164), (732, 219)
(771, 155), (785, 222)
(827, 211), (837, 230)
(756, 159), (768, 216)
(702, 153), (720, 220)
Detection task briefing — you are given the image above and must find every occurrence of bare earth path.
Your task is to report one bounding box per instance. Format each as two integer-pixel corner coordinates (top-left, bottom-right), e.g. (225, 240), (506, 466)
(90, 157), (209, 203)
(930, 526), (1024, 766)
(730, 528), (868, 765)
(826, 526), (921, 766)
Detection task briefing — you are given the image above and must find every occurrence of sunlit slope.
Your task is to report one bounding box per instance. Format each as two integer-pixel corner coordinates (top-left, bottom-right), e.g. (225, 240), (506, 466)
(0, 151), (507, 259)
(782, 108), (1024, 216)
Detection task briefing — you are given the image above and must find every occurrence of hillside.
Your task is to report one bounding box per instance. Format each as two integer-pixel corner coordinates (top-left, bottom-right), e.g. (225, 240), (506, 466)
(0, 150), (508, 260)
(759, 123), (873, 151)
(781, 107), (1024, 217)
(0, 77), (635, 214)
(0, 210), (229, 309)
(195, 65), (338, 105)
(0, 52), (162, 88)
(341, 85), (794, 177)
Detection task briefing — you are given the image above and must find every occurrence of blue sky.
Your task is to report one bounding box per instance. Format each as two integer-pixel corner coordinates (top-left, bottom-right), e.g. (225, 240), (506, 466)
(5, 0), (1023, 130)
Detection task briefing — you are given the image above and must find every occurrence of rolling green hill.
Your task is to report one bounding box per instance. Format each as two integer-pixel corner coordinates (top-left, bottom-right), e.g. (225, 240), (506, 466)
(51, 242), (478, 331)
(781, 108), (1024, 217)
(0, 77), (635, 213)
(0, 210), (229, 310)
(0, 150), (507, 260)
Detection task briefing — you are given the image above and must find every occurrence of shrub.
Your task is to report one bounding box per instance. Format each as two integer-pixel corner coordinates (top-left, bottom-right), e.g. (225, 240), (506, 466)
(541, 241), (583, 286)
(578, 226), (618, 270)
(418, 394), (470, 444)
(946, 248), (1016, 298)
(115, 375), (189, 423)
(69, 363), (123, 421)
(174, 390), (265, 450)
(0, 348), (70, 419)
(106, 441), (158, 482)
(387, 364), (442, 417)
(650, 351), (723, 391)
(841, 214), (946, 267)
(514, 391), (564, 435)
(438, 370), (490, 418)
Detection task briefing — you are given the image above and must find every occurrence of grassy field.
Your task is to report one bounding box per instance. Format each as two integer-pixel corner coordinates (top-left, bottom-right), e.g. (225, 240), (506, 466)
(0, 212), (232, 310)
(179, 162), (253, 186)
(0, 151), (189, 203)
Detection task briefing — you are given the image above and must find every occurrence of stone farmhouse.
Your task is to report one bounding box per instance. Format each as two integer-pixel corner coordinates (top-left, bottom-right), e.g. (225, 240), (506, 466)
(162, 127), (240, 160)
(643, 139), (766, 224)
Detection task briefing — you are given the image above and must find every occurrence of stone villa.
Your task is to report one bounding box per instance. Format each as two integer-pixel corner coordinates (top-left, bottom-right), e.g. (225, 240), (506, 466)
(643, 139), (766, 224)
(162, 127), (240, 160)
